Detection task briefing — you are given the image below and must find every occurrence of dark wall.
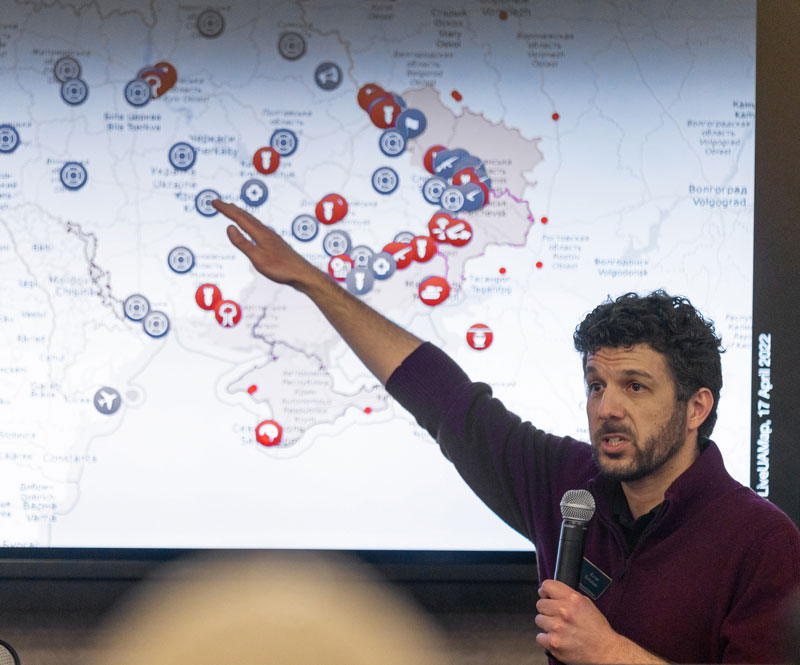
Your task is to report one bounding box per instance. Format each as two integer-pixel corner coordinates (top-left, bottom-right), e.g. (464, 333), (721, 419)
(751, 0), (800, 524)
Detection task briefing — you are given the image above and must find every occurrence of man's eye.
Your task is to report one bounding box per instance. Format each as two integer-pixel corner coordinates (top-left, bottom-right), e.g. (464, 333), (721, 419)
(630, 382), (644, 392)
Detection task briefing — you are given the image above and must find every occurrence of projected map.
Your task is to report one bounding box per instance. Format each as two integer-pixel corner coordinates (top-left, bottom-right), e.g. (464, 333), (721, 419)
(0, 1), (755, 549)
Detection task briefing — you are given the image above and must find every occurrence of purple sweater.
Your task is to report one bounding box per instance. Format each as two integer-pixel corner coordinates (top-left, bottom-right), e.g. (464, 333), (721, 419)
(386, 343), (800, 663)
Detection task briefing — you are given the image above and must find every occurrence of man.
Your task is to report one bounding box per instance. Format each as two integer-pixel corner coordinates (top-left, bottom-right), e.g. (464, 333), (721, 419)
(212, 200), (800, 664)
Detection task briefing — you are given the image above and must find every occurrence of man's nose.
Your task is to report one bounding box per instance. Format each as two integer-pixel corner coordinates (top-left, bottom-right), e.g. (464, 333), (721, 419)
(597, 388), (625, 420)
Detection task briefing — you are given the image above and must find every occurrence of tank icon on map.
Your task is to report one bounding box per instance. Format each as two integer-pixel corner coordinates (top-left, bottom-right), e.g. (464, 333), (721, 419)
(418, 276), (450, 306)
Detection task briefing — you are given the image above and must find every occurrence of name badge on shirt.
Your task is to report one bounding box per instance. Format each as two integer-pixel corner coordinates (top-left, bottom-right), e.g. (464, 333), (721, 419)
(579, 558), (612, 600)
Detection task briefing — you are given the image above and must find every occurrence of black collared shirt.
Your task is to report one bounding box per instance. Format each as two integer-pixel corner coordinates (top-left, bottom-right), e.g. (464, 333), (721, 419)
(612, 486), (665, 555)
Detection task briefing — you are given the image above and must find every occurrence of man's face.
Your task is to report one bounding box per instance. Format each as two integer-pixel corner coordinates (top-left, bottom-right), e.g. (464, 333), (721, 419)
(584, 344), (688, 482)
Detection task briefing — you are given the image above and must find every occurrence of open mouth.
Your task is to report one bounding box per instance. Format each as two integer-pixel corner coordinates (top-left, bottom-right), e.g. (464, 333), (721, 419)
(600, 435), (631, 454)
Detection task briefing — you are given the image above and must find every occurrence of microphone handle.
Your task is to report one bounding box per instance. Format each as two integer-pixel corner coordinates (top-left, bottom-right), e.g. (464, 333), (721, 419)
(554, 518), (588, 590)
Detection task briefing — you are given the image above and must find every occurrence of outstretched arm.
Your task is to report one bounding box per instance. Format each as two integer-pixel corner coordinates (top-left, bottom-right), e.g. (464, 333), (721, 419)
(212, 200), (423, 385)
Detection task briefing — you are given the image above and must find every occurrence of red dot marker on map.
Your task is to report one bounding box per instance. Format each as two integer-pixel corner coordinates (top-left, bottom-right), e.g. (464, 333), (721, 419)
(253, 147), (280, 174)
(315, 193), (348, 224)
(424, 145), (447, 174)
(451, 90), (463, 102)
(215, 299), (242, 327)
(418, 276), (450, 306)
(541, 216), (549, 224)
(536, 261), (544, 269)
(195, 283), (222, 311)
(552, 113), (560, 121)
(364, 407), (372, 414)
(256, 419), (282, 447)
(467, 324), (493, 350)
(247, 385), (258, 395)
(328, 254), (354, 281)
(499, 267), (507, 274)
(382, 241), (415, 270)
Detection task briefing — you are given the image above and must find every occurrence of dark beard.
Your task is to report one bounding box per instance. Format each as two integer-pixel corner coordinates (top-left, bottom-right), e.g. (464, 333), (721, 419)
(591, 402), (688, 482)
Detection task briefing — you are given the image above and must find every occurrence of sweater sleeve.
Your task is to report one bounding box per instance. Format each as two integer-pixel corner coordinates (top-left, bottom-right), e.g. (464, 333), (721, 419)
(720, 517), (800, 663)
(386, 342), (595, 545)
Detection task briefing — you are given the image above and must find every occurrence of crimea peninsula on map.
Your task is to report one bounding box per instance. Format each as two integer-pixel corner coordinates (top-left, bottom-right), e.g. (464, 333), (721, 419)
(0, 1), (756, 550)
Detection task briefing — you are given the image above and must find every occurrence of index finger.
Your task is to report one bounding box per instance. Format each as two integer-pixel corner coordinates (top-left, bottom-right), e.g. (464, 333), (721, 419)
(539, 579), (576, 600)
(212, 199), (268, 238)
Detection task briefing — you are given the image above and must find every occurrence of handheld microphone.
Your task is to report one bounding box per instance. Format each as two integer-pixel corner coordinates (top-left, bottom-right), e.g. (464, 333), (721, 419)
(554, 489), (596, 589)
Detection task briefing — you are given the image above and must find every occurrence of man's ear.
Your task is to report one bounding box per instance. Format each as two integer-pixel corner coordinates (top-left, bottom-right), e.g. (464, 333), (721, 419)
(686, 387), (714, 433)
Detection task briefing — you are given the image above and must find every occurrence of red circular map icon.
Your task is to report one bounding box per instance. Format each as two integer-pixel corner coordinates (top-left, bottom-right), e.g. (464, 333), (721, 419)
(467, 323), (493, 350)
(418, 276), (450, 306)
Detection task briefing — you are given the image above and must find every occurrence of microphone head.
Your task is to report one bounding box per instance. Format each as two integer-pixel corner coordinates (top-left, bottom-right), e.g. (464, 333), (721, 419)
(560, 489), (596, 523)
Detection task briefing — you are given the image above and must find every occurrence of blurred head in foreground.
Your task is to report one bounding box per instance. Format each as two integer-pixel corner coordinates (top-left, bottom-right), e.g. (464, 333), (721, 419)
(92, 552), (447, 665)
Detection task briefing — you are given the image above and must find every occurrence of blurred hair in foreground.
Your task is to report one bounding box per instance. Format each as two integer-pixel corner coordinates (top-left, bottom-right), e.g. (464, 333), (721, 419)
(91, 552), (448, 665)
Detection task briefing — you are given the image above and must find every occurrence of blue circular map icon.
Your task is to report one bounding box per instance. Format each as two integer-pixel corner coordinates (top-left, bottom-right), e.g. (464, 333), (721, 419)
(270, 129), (298, 156)
(168, 142), (196, 171)
(195, 189), (220, 217)
(54, 56), (81, 83)
(143, 311), (170, 338)
(124, 294), (150, 321)
(291, 214), (318, 242)
(396, 108), (427, 139)
(60, 162), (87, 190)
(440, 186), (465, 212)
(124, 79), (151, 107)
(372, 167), (399, 195)
(379, 129), (406, 157)
(240, 178), (269, 207)
(322, 230), (351, 257)
(314, 62), (342, 90)
(0, 125), (20, 154)
(61, 78), (89, 105)
(422, 177), (447, 205)
(167, 246), (195, 274)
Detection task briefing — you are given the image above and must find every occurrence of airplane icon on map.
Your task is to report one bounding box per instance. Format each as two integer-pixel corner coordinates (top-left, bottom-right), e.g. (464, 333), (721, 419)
(93, 387), (122, 415)
(98, 391), (117, 410)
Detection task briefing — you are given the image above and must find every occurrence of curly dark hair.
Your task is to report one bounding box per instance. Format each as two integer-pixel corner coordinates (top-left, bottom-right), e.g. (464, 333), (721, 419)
(573, 290), (724, 440)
